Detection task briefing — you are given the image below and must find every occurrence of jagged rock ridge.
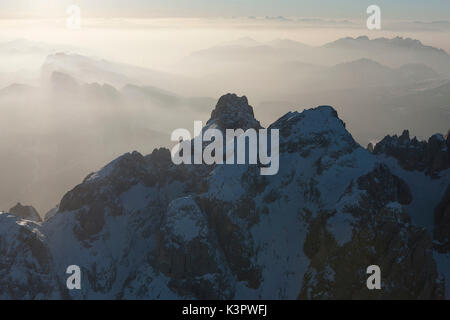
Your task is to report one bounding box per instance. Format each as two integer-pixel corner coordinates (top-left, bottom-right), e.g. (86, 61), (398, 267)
(0, 94), (449, 299)
(371, 129), (450, 175)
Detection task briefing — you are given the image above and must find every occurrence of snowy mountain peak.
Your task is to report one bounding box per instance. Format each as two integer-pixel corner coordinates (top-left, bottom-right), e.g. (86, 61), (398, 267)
(82, 150), (147, 184)
(270, 105), (357, 155)
(1, 94), (449, 300)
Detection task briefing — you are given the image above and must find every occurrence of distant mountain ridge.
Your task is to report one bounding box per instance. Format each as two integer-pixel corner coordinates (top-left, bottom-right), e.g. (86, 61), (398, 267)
(42, 52), (199, 96)
(325, 36), (448, 54)
(322, 36), (450, 74)
(182, 35), (450, 76)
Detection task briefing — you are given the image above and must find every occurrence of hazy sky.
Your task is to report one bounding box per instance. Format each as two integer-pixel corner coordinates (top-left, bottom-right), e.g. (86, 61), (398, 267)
(1, 0), (450, 20)
(1, 0), (450, 73)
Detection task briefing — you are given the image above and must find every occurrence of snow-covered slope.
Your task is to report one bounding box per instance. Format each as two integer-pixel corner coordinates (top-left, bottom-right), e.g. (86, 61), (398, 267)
(0, 213), (61, 299)
(0, 94), (448, 299)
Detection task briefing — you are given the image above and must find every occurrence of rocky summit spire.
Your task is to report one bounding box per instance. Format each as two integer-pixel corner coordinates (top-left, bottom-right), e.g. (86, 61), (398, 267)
(9, 202), (41, 222)
(206, 93), (262, 131)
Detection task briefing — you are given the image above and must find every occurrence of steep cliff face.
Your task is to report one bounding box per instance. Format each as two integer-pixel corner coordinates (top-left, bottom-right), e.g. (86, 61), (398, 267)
(0, 213), (61, 299)
(299, 164), (442, 299)
(434, 185), (450, 253)
(0, 94), (448, 299)
(206, 93), (262, 131)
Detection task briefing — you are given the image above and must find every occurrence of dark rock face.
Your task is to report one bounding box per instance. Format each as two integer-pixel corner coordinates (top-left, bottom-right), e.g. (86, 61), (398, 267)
(300, 210), (444, 299)
(299, 165), (443, 299)
(447, 130), (450, 149)
(207, 93), (262, 131)
(373, 130), (450, 175)
(434, 185), (450, 253)
(357, 164), (413, 207)
(427, 134), (450, 174)
(154, 197), (233, 299)
(0, 214), (61, 299)
(59, 151), (149, 241)
(59, 149), (199, 243)
(198, 196), (263, 290)
(9, 202), (41, 222)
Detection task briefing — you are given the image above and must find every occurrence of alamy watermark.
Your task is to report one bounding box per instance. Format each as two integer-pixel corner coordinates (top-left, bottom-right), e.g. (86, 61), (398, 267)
(170, 121), (279, 176)
(366, 265), (381, 290)
(66, 265), (81, 290)
(367, 5), (381, 30)
(66, 4), (81, 30)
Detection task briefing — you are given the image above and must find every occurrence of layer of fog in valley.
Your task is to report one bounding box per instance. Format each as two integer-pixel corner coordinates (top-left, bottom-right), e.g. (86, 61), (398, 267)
(0, 18), (449, 216)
